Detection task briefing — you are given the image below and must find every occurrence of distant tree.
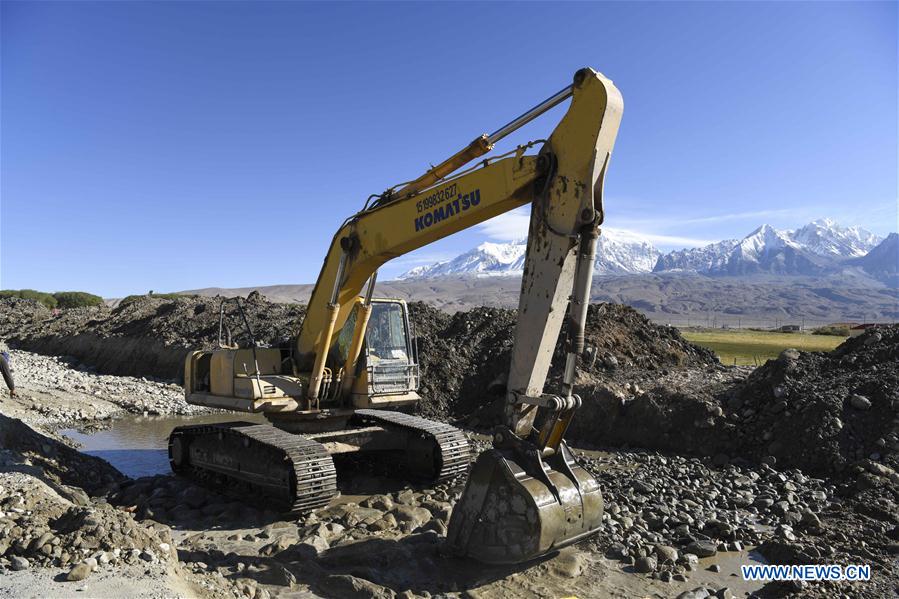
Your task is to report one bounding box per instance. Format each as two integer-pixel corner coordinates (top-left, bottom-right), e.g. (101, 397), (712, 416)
(0, 289), (58, 308)
(118, 292), (192, 308)
(52, 291), (104, 309)
(812, 325), (850, 336)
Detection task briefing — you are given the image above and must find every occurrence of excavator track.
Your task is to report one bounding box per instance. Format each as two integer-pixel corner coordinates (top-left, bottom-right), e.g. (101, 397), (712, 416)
(350, 409), (471, 482)
(168, 422), (337, 515)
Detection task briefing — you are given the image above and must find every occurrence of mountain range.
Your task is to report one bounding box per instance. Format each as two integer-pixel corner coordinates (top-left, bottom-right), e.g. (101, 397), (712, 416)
(400, 227), (660, 278)
(177, 218), (898, 323)
(400, 219), (897, 285)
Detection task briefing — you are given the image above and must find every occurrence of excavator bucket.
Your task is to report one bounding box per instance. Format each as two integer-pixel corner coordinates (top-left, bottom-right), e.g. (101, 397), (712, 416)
(445, 441), (603, 564)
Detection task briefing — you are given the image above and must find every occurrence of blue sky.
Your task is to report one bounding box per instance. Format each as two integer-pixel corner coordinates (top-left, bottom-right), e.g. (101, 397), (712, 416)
(1, 1), (896, 296)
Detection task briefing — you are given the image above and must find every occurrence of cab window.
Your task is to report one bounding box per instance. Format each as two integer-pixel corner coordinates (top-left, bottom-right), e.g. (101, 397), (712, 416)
(366, 303), (408, 362)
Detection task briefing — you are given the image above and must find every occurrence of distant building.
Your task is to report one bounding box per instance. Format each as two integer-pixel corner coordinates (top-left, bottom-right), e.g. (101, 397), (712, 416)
(849, 323), (879, 338)
(779, 324), (801, 332)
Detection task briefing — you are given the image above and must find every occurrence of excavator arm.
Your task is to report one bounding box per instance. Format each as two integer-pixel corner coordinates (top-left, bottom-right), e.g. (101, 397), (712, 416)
(298, 68), (621, 401)
(297, 67), (623, 563)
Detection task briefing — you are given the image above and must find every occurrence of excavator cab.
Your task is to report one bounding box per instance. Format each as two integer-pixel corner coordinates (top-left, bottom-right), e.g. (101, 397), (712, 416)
(341, 298), (420, 409)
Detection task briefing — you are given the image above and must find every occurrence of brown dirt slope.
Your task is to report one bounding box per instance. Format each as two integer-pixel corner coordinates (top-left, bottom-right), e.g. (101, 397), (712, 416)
(408, 301), (718, 423)
(3, 294), (304, 381)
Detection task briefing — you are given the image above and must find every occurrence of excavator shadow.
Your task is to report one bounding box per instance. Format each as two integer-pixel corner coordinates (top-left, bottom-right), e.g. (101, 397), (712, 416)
(332, 451), (445, 496)
(184, 532), (554, 597)
(126, 451), (454, 536)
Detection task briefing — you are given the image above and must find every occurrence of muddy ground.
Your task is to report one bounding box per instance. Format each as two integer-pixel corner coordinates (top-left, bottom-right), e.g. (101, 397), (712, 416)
(1, 294), (897, 598)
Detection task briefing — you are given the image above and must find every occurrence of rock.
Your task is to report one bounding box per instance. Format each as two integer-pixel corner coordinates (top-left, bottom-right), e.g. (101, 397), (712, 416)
(707, 564), (721, 573)
(655, 545), (679, 563)
(849, 394), (872, 410)
(864, 460), (899, 483)
(631, 480), (653, 493)
(66, 562), (92, 581)
(549, 550), (585, 578)
(634, 555), (657, 573)
(863, 331), (882, 346)
(369, 514), (397, 532)
(9, 556), (29, 571)
(362, 494), (394, 512)
(396, 489), (416, 505)
(800, 510), (822, 528)
(418, 519), (447, 536)
(680, 553), (699, 567)
(299, 533), (330, 554)
(779, 348), (800, 361)
(261, 535), (298, 556)
(392, 505), (432, 531)
(677, 589), (711, 599)
(686, 541), (717, 558)
(318, 574), (396, 599)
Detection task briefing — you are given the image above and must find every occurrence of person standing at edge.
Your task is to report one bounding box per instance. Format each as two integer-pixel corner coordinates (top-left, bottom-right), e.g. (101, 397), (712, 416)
(0, 342), (16, 399)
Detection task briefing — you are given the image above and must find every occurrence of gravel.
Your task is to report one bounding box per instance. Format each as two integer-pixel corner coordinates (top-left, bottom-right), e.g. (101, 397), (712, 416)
(5, 349), (209, 425)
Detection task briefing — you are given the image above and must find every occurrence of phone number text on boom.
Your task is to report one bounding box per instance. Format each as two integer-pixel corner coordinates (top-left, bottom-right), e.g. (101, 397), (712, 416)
(415, 184), (458, 213)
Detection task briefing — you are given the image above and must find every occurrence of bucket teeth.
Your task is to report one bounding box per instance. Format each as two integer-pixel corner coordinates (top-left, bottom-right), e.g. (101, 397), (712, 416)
(445, 443), (602, 564)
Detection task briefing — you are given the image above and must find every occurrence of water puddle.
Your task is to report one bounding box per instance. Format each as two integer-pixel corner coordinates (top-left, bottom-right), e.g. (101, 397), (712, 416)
(61, 413), (265, 478)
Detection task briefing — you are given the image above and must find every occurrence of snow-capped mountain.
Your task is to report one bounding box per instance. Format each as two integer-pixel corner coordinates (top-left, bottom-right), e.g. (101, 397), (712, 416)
(400, 242), (526, 278)
(654, 239), (739, 273)
(399, 228), (660, 279)
(399, 219), (892, 282)
(597, 228), (661, 273)
(653, 220), (883, 276)
(791, 218), (882, 258)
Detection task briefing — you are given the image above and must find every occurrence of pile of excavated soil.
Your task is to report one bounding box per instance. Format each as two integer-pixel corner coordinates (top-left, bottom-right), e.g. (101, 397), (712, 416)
(0, 297), (53, 338)
(408, 302), (718, 423)
(0, 412), (123, 495)
(0, 472), (177, 572)
(408, 303), (516, 422)
(723, 325), (899, 480)
(5, 293), (305, 381)
(582, 303), (718, 370)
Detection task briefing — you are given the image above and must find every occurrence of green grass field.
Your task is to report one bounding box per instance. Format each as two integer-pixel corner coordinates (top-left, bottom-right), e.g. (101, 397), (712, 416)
(681, 329), (846, 366)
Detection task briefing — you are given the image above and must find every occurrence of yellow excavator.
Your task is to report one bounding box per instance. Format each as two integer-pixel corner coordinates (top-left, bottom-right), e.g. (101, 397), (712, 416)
(168, 67), (623, 564)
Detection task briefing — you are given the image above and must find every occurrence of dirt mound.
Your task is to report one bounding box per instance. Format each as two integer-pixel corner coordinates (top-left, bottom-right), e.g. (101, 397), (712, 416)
(0, 473), (177, 572)
(724, 325), (899, 479)
(409, 302), (718, 423)
(409, 303), (516, 421)
(0, 412), (124, 495)
(582, 303), (717, 370)
(97, 292), (304, 348)
(6, 293), (304, 381)
(0, 297), (53, 339)
(562, 325), (899, 482)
